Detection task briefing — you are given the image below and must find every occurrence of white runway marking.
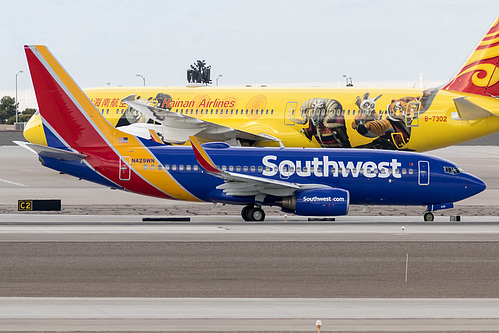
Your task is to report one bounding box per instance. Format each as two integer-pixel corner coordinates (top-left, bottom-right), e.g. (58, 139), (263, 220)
(0, 178), (27, 187)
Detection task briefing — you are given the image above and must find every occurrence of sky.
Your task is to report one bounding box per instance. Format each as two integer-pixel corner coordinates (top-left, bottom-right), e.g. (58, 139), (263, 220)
(2, 0), (499, 110)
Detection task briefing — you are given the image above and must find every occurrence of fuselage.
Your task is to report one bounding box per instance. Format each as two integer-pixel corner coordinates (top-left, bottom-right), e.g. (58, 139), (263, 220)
(80, 86), (499, 151)
(38, 137), (485, 207)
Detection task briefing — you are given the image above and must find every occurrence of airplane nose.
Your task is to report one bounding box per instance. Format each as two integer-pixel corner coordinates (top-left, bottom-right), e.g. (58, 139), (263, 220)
(463, 174), (486, 197)
(23, 112), (47, 146)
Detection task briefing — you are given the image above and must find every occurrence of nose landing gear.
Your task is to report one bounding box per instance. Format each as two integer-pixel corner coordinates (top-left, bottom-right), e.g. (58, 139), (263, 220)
(423, 211), (434, 222)
(241, 204), (266, 221)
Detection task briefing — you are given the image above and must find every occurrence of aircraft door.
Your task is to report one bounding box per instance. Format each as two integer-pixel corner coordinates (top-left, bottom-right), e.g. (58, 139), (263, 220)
(119, 156), (131, 181)
(418, 161), (430, 185)
(284, 102), (298, 125)
(406, 101), (420, 127)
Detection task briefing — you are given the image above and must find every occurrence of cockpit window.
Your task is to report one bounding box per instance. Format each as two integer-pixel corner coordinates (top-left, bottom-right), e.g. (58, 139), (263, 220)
(444, 166), (464, 175)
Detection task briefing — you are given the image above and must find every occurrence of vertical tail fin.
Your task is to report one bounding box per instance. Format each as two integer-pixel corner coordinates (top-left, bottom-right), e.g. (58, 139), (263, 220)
(442, 16), (499, 97)
(24, 45), (117, 149)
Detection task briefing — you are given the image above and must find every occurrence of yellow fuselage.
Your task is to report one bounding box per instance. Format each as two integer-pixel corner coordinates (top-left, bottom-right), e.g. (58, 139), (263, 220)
(25, 86), (499, 152)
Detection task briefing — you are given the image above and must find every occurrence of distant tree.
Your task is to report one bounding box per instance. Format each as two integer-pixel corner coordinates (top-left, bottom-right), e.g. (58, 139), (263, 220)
(187, 60), (212, 85)
(0, 96), (16, 123)
(8, 107), (37, 124)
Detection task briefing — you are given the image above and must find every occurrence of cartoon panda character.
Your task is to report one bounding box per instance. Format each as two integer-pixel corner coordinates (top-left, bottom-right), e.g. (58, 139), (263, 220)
(297, 98), (351, 148)
(351, 92), (383, 138)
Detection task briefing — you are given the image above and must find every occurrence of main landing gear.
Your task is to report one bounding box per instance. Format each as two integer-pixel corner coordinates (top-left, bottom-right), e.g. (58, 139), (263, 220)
(241, 204), (266, 221)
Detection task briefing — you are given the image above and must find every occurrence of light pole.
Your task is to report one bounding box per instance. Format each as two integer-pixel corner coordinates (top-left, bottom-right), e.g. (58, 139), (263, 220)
(216, 74), (223, 86)
(136, 74), (145, 86)
(15, 71), (23, 124)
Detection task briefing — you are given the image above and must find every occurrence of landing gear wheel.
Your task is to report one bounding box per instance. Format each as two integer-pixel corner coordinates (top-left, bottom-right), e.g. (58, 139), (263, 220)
(248, 207), (266, 221)
(423, 211), (434, 222)
(241, 205), (253, 221)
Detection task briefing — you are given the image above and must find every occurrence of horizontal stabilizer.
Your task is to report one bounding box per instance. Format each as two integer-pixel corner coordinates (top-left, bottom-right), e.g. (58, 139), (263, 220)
(14, 141), (87, 161)
(452, 97), (495, 120)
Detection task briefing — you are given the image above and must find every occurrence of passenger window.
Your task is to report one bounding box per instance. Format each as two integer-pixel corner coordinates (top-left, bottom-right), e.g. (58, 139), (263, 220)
(179, 165), (184, 171)
(258, 166), (263, 172)
(229, 166), (234, 171)
(193, 165), (199, 171)
(158, 164), (163, 170)
(151, 164), (155, 171)
(222, 166), (227, 171)
(236, 166), (241, 172)
(402, 168), (407, 174)
(409, 169), (414, 175)
(243, 166), (248, 172)
(250, 166), (255, 172)
(172, 165), (177, 171)
(186, 165), (191, 171)
(143, 164), (148, 170)
(165, 165), (170, 171)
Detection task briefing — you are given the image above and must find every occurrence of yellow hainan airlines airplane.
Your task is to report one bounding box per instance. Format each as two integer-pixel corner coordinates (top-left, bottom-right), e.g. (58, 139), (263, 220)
(24, 16), (499, 152)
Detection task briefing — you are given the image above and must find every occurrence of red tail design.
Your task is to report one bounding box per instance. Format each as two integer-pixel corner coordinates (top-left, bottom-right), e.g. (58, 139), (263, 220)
(442, 16), (499, 97)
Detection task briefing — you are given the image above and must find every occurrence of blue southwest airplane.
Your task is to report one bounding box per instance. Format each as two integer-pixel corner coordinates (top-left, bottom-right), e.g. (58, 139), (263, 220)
(17, 45), (486, 221)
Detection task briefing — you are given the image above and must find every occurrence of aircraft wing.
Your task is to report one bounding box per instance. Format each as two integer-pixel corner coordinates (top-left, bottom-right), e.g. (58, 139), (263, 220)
(190, 137), (327, 197)
(121, 95), (282, 145)
(14, 141), (87, 161)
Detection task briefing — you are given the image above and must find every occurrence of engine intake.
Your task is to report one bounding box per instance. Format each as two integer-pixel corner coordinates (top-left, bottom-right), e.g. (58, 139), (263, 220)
(281, 188), (350, 216)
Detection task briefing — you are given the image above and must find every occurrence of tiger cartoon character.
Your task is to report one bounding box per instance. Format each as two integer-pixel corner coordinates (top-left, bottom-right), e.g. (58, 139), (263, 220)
(356, 95), (421, 150)
(297, 98), (351, 148)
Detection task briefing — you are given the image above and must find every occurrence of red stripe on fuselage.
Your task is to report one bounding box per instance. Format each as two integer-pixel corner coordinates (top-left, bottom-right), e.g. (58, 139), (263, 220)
(25, 47), (173, 199)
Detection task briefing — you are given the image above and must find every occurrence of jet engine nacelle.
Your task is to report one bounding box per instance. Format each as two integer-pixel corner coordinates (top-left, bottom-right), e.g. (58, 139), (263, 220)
(281, 188), (350, 216)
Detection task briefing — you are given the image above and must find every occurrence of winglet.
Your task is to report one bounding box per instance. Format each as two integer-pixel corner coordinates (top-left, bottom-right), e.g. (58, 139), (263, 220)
(189, 136), (223, 174)
(148, 129), (163, 143)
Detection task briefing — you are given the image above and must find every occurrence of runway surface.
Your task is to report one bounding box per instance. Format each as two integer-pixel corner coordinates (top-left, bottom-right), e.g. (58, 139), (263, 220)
(0, 239), (497, 298)
(1, 142), (499, 331)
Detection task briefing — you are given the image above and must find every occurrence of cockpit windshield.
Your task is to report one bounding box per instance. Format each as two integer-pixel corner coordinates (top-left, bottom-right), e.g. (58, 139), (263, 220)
(444, 166), (464, 175)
